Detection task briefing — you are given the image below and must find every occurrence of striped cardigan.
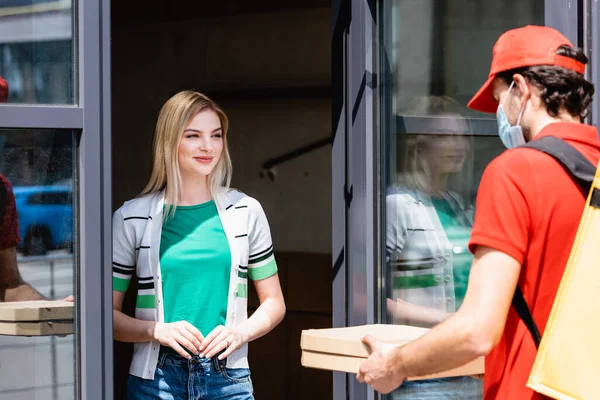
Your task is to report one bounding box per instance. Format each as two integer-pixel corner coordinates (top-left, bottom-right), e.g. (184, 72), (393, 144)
(112, 189), (277, 380)
(386, 187), (473, 317)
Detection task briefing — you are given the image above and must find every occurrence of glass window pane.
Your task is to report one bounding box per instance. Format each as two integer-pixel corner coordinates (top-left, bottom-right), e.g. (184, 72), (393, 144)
(378, 1), (544, 398)
(0, 1), (75, 104)
(0, 129), (76, 400)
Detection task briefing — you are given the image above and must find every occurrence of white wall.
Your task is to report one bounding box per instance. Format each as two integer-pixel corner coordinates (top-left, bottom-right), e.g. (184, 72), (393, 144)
(112, 7), (332, 254)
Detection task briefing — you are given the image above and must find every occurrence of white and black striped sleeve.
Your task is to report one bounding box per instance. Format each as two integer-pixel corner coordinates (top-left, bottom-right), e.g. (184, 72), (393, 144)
(247, 200), (277, 280)
(112, 208), (136, 292)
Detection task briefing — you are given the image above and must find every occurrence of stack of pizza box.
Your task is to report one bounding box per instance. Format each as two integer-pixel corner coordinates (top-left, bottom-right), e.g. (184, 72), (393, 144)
(301, 324), (484, 380)
(0, 300), (74, 336)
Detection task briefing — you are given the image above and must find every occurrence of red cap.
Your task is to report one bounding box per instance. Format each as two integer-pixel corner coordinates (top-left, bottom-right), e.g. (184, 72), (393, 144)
(0, 76), (7, 103)
(468, 25), (585, 113)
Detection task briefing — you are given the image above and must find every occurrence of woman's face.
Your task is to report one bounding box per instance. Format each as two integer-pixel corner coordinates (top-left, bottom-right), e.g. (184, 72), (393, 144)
(419, 117), (470, 173)
(178, 109), (224, 180)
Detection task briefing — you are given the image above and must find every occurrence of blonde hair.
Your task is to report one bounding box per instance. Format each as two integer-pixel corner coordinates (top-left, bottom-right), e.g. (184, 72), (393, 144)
(140, 90), (232, 219)
(401, 96), (465, 176)
(395, 96), (473, 199)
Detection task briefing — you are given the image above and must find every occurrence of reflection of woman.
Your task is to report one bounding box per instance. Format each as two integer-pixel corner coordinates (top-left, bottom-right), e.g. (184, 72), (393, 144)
(386, 96), (482, 398)
(112, 91), (286, 399)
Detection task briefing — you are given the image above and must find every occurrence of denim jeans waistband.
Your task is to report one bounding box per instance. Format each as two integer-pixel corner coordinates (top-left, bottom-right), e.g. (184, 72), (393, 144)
(159, 345), (196, 358)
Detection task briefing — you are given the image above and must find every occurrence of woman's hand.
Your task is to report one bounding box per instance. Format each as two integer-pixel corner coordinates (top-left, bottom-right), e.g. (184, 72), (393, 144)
(201, 325), (250, 360)
(152, 321), (204, 359)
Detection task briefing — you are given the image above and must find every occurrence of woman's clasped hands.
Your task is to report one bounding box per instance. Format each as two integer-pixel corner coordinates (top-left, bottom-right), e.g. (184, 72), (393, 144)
(153, 322), (249, 361)
(200, 325), (250, 360)
(153, 321), (204, 359)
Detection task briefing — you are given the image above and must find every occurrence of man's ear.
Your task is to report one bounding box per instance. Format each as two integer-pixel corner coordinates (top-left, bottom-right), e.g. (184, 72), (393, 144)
(512, 73), (531, 107)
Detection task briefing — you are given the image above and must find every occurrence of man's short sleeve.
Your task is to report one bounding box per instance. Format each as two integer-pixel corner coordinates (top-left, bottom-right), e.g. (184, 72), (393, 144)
(468, 151), (533, 264)
(247, 200), (277, 281)
(0, 175), (20, 250)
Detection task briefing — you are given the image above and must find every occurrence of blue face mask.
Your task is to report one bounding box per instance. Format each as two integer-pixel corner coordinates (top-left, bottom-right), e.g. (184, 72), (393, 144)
(496, 81), (526, 149)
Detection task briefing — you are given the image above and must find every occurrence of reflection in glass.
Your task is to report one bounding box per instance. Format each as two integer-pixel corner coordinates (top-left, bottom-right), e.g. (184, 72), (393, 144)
(385, 98), (482, 398)
(0, 0), (74, 104)
(378, 1), (544, 398)
(386, 97), (473, 326)
(0, 129), (75, 400)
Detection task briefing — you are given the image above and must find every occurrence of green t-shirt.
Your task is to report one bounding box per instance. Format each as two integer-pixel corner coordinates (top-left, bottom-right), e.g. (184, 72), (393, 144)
(159, 200), (231, 337)
(431, 197), (472, 309)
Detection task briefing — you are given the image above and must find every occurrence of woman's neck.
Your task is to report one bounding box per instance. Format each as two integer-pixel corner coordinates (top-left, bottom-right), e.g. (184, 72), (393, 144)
(177, 175), (212, 206)
(414, 171), (448, 198)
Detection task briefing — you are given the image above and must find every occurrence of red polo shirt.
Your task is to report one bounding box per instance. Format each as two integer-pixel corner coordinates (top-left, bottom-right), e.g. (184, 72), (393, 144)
(0, 174), (20, 250)
(469, 122), (600, 400)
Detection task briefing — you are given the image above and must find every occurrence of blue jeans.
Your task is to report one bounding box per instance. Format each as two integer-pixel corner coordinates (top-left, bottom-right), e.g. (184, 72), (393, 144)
(392, 376), (482, 400)
(127, 348), (254, 400)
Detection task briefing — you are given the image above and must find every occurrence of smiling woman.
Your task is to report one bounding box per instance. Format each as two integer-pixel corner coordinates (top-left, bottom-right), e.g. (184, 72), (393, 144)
(177, 110), (225, 192)
(140, 91), (233, 219)
(111, 90), (286, 400)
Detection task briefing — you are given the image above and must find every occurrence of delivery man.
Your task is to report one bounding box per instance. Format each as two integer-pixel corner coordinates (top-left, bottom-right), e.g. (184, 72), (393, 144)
(357, 25), (600, 399)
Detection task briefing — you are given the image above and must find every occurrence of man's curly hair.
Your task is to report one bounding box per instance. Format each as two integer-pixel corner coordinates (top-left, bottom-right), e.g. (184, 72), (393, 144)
(497, 45), (594, 120)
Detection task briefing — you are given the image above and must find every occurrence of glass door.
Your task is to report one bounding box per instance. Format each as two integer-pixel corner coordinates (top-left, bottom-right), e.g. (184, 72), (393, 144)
(0, 0), (112, 399)
(375, 1), (568, 399)
(334, 0), (591, 399)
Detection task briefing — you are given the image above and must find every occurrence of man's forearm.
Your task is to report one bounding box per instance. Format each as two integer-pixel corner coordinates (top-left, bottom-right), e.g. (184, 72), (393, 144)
(389, 248), (520, 379)
(359, 249), (518, 393)
(0, 246), (46, 302)
(2, 283), (46, 302)
(390, 312), (490, 379)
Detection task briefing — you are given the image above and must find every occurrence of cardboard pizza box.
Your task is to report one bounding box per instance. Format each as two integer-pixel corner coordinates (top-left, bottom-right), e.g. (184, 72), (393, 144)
(0, 321), (73, 336)
(0, 300), (74, 336)
(0, 300), (74, 321)
(301, 324), (484, 380)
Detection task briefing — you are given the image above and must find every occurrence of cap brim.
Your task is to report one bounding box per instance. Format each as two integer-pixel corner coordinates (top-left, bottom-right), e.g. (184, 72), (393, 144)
(467, 75), (497, 113)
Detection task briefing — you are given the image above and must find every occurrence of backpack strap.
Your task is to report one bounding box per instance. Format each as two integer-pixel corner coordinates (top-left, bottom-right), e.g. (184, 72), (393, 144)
(512, 286), (542, 348)
(523, 136), (595, 191)
(512, 136), (596, 348)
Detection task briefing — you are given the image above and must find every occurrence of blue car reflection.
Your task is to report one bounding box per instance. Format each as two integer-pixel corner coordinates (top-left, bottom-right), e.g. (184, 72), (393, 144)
(13, 185), (73, 256)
